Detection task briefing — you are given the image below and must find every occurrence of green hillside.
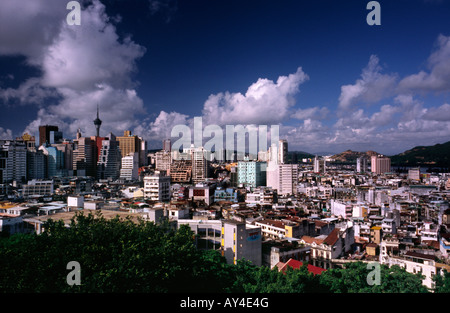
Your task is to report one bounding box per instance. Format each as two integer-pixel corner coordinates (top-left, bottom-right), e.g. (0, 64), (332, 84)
(390, 141), (450, 167)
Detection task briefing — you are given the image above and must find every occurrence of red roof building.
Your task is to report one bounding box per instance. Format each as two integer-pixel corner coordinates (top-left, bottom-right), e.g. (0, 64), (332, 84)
(276, 258), (326, 275)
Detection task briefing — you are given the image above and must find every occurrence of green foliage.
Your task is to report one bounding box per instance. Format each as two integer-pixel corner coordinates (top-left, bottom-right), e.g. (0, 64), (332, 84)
(433, 270), (450, 293)
(0, 215), (436, 293)
(0, 212), (226, 293)
(319, 262), (429, 293)
(226, 260), (329, 293)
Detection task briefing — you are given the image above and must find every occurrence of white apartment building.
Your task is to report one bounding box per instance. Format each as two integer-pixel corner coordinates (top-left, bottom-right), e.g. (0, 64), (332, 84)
(191, 146), (209, 184)
(245, 186), (277, 206)
(330, 199), (353, 219)
(120, 152), (139, 181)
(143, 171), (171, 202)
(380, 250), (438, 289)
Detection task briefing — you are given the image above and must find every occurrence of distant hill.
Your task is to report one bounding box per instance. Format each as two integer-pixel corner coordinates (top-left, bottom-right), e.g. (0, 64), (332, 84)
(390, 141), (450, 167)
(330, 150), (378, 163)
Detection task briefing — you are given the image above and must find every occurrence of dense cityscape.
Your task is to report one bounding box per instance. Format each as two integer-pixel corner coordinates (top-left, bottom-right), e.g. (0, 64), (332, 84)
(1, 110), (450, 294)
(2, 0), (450, 304)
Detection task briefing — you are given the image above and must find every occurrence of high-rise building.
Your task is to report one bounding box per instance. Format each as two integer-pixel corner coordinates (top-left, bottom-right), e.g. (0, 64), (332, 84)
(257, 150), (269, 162)
(314, 156), (326, 173)
(155, 150), (171, 173)
(144, 171), (171, 202)
(27, 149), (46, 180)
(17, 133), (46, 180)
(139, 136), (147, 167)
(278, 164), (299, 195)
(237, 160), (267, 188)
(73, 133), (96, 177)
(0, 140), (27, 183)
(356, 156), (368, 173)
(39, 125), (59, 146)
(163, 139), (171, 152)
(266, 163), (298, 195)
(117, 130), (143, 165)
(191, 146), (209, 185)
(266, 143), (279, 192)
(52, 140), (74, 172)
(120, 152), (139, 181)
(97, 133), (121, 180)
(278, 139), (288, 164)
(371, 155), (391, 174)
(39, 144), (65, 178)
(408, 168), (420, 181)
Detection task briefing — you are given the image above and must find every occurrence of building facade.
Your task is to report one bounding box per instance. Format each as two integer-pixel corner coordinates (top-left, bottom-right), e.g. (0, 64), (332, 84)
(237, 160), (267, 188)
(143, 171), (171, 202)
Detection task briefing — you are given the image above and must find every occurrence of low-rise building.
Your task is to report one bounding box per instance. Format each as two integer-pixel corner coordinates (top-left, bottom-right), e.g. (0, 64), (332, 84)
(222, 220), (262, 266)
(380, 250), (438, 289)
(22, 180), (54, 198)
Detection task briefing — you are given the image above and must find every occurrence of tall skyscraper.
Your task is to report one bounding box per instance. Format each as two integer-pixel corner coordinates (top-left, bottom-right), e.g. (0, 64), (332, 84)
(314, 155), (326, 173)
(73, 134), (96, 177)
(277, 164), (299, 195)
(163, 139), (171, 152)
(266, 143), (279, 191)
(97, 133), (122, 180)
(155, 150), (171, 173)
(266, 163), (298, 195)
(0, 140), (27, 183)
(39, 125), (59, 146)
(139, 136), (148, 167)
(52, 140), (74, 172)
(120, 152), (139, 181)
(191, 146), (209, 185)
(117, 130), (144, 166)
(371, 155), (391, 174)
(278, 139), (288, 164)
(357, 156), (368, 173)
(39, 144), (65, 178)
(27, 149), (46, 180)
(93, 105), (102, 138)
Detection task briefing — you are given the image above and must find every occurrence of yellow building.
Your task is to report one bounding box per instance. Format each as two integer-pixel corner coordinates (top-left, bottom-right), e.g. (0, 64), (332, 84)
(117, 130), (141, 159)
(370, 226), (382, 244)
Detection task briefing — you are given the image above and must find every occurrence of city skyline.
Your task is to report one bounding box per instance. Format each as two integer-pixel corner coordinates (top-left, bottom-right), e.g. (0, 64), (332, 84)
(1, 0), (450, 155)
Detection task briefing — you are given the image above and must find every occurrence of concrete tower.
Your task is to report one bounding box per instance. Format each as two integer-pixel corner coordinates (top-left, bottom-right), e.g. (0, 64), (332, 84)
(93, 104), (102, 137)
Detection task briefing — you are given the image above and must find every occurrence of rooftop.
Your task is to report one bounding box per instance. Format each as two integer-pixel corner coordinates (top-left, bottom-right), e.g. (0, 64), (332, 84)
(277, 258), (326, 275)
(24, 209), (143, 226)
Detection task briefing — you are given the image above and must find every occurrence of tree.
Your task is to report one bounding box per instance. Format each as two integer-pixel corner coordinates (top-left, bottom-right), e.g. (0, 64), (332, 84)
(226, 260), (330, 293)
(319, 262), (429, 293)
(433, 270), (450, 293)
(0, 211), (227, 292)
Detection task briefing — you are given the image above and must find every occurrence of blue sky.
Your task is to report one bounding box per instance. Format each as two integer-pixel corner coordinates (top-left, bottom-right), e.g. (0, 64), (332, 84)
(1, 0), (450, 155)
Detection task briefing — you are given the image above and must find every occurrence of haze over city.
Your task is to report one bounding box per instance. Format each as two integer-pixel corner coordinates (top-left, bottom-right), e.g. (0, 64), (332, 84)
(1, 0), (450, 155)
